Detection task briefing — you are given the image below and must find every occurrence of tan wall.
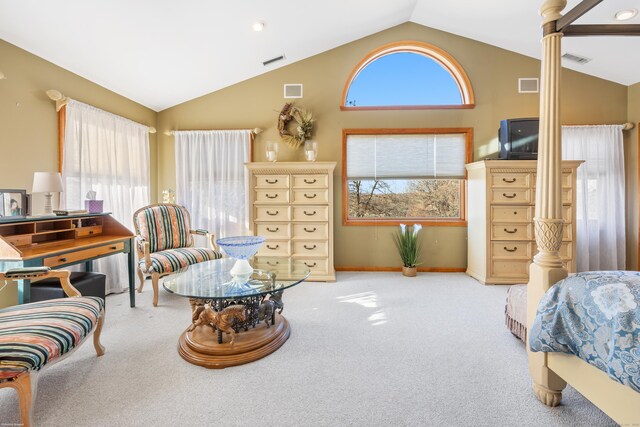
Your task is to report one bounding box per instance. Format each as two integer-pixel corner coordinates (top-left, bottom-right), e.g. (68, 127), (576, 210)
(627, 82), (640, 270)
(0, 39), (158, 307)
(157, 22), (628, 270)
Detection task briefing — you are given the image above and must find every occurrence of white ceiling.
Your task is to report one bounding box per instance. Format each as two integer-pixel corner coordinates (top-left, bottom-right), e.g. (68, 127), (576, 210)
(0, 0), (638, 112)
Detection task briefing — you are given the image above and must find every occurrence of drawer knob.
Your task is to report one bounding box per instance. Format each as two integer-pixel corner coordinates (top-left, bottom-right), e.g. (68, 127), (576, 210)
(304, 193), (317, 199)
(304, 210), (316, 216)
(304, 227), (316, 233)
(59, 257), (68, 262)
(267, 244), (279, 250)
(265, 194), (278, 199)
(502, 178), (517, 183)
(266, 179), (278, 184)
(504, 246), (518, 252)
(305, 262), (317, 267)
(267, 261), (279, 266)
(304, 244), (317, 250)
(502, 193), (517, 198)
(110, 246), (117, 250)
(513, 211), (518, 215)
(266, 210), (279, 216)
(89, 230), (94, 234)
(304, 179), (317, 184)
(504, 228), (518, 234)
(266, 227), (279, 232)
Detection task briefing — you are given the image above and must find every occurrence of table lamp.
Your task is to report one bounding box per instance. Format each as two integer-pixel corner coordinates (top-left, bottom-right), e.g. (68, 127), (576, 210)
(32, 172), (64, 215)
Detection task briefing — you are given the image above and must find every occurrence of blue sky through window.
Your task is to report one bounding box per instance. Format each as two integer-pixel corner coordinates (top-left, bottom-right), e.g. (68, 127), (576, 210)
(346, 52), (462, 106)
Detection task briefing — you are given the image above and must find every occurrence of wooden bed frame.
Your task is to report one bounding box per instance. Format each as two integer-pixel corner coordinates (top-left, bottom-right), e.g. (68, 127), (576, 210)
(527, 1), (640, 424)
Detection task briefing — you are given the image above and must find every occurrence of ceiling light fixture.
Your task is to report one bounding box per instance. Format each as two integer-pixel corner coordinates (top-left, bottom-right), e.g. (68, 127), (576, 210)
(252, 22), (265, 32)
(615, 8), (637, 21)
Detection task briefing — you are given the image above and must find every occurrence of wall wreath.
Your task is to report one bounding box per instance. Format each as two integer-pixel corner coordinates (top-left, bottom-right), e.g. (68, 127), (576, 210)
(277, 103), (314, 148)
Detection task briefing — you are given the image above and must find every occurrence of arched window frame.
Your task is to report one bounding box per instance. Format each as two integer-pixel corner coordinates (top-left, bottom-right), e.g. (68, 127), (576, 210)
(340, 41), (475, 111)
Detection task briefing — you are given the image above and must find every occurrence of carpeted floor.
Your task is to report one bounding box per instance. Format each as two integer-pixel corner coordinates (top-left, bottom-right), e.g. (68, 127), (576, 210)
(0, 272), (617, 426)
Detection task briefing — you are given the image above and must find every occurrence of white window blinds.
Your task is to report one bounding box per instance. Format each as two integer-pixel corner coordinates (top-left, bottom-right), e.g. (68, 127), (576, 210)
(346, 133), (467, 180)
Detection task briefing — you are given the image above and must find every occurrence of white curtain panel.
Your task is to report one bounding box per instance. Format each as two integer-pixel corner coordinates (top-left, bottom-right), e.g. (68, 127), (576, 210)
(561, 125), (626, 271)
(174, 130), (251, 240)
(62, 99), (151, 294)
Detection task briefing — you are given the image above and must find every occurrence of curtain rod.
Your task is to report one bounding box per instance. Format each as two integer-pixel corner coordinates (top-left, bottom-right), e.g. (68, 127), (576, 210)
(164, 128), (263, 136)
(46, 89), (157, 134)
(564, 122), (635, 130)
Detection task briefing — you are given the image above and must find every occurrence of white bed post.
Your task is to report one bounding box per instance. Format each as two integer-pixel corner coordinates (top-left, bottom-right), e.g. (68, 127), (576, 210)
(527, 0), (568, 407)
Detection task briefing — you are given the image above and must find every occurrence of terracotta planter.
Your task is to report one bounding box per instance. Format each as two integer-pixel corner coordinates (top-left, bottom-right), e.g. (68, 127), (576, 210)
(402, 266), (417, 277)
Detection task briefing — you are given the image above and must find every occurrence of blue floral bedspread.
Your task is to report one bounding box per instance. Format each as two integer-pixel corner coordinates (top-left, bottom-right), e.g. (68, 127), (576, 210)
(530, 271), (640, 393)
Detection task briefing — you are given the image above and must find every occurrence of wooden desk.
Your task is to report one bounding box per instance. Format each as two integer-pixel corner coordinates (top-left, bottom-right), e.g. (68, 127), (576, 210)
(0, 213), (137, 307)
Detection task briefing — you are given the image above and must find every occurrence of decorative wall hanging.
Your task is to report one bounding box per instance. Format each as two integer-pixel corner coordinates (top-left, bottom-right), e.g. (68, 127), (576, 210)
(277, 103), (314, 148)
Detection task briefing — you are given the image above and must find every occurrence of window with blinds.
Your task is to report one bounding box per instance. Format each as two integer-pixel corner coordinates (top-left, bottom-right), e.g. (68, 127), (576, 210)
(343, 128), (472, 225)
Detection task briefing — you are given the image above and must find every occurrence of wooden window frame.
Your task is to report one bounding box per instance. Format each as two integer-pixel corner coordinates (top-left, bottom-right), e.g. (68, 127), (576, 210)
(340, 41), (475, 111)
(57, 105), (66, 173)
(342, 128), (473, 227)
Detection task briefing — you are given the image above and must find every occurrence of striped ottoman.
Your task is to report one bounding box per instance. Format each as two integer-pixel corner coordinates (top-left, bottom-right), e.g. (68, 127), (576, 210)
(0, 296), (105, 382)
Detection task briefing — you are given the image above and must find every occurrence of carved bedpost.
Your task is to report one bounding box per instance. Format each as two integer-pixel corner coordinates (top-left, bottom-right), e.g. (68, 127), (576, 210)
(527, 0), (568, 407)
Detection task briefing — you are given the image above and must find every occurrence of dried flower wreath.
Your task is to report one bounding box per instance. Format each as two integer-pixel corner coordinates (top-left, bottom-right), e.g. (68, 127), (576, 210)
(277, 103), (314, 148)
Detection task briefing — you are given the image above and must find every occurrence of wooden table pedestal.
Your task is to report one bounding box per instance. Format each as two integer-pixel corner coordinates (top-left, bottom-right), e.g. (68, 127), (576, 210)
(178, 314), (290, 369)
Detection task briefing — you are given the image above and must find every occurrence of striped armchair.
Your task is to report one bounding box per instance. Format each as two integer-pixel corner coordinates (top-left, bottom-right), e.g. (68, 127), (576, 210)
(133, 203), (222, 306)
(0, 269), (105, 427)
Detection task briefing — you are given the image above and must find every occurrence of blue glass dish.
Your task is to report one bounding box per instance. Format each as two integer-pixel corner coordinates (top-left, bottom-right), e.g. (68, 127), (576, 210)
(216, 236), (266, 260)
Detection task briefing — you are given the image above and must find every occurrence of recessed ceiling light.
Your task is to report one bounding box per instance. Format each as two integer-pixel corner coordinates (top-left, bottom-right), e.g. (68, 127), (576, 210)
(615, 9), (637, 21)
(252, 22), (265, 32)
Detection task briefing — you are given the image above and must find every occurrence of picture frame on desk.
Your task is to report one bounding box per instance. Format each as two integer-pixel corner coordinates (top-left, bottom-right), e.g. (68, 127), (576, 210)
(0, 189), (27, 220)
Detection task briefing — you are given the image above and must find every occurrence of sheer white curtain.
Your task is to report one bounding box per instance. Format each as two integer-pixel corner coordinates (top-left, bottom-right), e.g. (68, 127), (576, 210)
(561, 125), (625, 271)
(62, 99), (151, 294)
(175, 130), (251, 239)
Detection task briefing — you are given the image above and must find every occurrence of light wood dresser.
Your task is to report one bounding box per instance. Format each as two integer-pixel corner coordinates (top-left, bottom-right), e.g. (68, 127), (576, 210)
(466, 159), (582, 285)
(246, 162), (336, 281)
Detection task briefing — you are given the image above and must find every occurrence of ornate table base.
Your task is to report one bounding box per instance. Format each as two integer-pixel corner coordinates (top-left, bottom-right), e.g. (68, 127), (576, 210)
(178, 314), (290, 369)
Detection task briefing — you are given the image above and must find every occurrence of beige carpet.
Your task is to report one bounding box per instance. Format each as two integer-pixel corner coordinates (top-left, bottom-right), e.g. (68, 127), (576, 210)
(0, 272), (618, 426)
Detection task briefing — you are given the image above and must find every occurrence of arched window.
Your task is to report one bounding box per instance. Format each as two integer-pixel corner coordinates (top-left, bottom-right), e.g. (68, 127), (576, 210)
(341, 41), (474, 110)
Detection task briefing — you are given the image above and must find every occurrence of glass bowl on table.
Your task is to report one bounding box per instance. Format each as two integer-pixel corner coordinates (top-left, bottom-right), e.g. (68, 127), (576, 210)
(215, 236), (266, 284)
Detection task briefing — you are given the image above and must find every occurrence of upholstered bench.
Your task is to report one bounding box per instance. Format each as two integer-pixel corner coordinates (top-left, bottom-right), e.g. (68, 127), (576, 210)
(0, 269), (105, 427)
(30, 271), (106, 303)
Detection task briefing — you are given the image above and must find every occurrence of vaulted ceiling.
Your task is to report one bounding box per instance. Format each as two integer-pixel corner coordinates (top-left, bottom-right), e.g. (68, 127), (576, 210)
(0, 0), (637, 111)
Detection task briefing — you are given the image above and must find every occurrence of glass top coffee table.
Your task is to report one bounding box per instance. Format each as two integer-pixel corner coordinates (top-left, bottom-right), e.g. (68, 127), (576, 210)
(163, 257), (310, 369)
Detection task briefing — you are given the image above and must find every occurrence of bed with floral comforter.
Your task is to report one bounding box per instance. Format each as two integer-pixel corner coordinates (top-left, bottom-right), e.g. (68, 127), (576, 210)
(530, 271), (640, 393)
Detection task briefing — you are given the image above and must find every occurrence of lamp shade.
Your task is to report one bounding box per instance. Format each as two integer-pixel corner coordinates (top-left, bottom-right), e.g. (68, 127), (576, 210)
(32, 172), (64, 193)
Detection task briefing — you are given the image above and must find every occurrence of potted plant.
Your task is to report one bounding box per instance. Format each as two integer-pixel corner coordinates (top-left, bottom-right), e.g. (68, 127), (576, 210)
(393, 224), (422, 277)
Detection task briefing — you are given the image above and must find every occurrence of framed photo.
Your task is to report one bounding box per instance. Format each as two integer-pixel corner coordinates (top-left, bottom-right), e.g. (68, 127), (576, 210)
(0, 189), (27, 219)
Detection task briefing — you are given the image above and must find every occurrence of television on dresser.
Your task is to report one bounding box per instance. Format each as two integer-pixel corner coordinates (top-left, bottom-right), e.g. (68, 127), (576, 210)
(498, 118), (539, 160)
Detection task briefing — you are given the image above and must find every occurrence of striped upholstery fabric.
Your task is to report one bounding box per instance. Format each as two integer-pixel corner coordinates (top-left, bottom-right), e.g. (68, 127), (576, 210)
(0, 297), (104, 382)
(134, 205), (193, 253)
(140, 248), (222, 274)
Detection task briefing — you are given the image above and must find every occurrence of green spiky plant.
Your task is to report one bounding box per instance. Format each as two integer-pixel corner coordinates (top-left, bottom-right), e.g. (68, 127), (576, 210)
(393, 224), (423, 267)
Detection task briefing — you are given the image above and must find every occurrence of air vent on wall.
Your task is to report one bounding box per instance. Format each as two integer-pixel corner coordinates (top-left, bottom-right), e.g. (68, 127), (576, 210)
(263, 55), (285, 66)
(562, 53), (592, 65)
(284, 84), (303, 98)
(518, 78), (539, 93)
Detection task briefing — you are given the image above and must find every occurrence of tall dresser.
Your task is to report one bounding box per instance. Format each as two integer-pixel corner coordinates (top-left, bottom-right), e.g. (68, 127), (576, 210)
(466, 159), (582, 285)
(246, 162), (336, 281)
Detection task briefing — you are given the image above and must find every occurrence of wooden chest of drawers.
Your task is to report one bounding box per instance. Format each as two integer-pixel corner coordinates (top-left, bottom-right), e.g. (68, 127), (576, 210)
(466, 159), (582, 285)
(246, 162), (336, 281)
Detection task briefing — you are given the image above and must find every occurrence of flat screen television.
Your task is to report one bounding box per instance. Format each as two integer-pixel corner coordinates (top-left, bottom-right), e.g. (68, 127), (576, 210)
(499, 118), (539, 160)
